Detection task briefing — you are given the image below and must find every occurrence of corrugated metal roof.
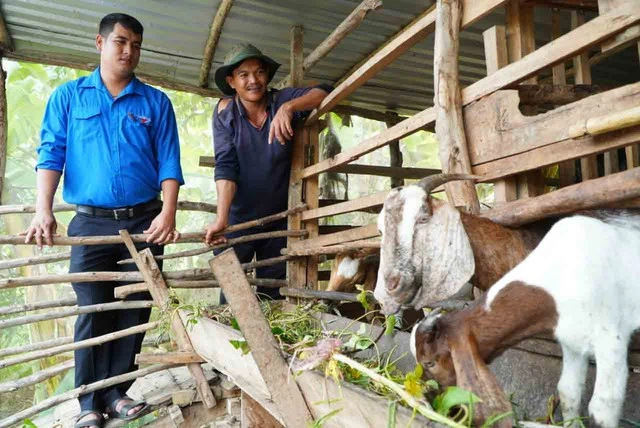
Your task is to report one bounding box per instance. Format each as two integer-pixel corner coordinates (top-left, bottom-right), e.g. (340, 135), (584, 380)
(1, 0), (638, 116)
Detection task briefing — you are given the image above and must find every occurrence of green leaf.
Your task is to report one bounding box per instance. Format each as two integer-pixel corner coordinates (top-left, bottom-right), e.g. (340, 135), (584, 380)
(387, 401), (397, 428)
(310, 408), (343, 427)
(271, 326), (284, 336)
(229, 339), (250, 355)
(384, 315), (396, 335)
(433, 386), (482, 417)
(230, 318), (240, 331)
(21, 419), (38, 428)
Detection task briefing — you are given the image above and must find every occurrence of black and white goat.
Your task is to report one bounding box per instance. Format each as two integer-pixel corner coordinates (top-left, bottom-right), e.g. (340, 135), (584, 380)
(411, 211), (640, 428)
(373, 174), (551, 315)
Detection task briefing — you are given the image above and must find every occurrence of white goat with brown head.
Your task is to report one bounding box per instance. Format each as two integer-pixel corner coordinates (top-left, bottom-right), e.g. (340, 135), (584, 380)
(411, 212), (640, 428)
(326, 248), (379, 293)
(374, 174), (550, 315)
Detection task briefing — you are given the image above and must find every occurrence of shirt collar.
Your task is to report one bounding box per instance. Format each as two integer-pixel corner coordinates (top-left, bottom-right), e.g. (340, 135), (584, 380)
(79, 67), (145, 96)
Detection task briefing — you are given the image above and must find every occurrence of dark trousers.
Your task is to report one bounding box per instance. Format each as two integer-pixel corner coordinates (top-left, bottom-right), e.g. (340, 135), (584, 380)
(68, 210), (163, 412)
(216, 221), (286, 304)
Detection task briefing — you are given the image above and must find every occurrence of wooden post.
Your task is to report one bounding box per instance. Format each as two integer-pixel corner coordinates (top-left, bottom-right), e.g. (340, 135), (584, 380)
(304, 122), (320, 290)
(572, 10), (599, 181)
(433, 0), (480, 213)
(209, 249), (313, 427)
(506, 0), (545, 198)
(119, 231), (217, 409)
(386, 113), (405, 188)
(198, 0), (233, 87)
(287, 25), (308, 290)
(0, 56), (6, 204)
(483, 25), (517, 205)
(553, 8), (577, 188)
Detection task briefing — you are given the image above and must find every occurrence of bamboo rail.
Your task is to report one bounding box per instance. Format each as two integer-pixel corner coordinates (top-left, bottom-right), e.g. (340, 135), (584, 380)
(0, 336), (73, 359)
(0, 250), (71, 270)
(282, 240), (380, 256)
(0, 300), (154, 329)
(115, 278), (288, 299)
(0, 297), (77, 316)
(0, 200), (218, 215)
(0, 359), (74, 393)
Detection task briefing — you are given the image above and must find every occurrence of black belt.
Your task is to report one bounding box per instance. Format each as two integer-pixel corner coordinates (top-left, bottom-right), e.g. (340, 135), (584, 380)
(76, 199), (162, 220)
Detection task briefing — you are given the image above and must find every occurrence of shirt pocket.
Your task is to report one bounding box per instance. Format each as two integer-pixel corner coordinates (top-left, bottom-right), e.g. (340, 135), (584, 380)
(123, 111), (154, 153)
(72, 107), (102, 141)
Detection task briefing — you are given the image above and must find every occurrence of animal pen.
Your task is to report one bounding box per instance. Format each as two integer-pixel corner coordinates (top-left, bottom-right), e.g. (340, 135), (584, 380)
(1, 0), (640, 426)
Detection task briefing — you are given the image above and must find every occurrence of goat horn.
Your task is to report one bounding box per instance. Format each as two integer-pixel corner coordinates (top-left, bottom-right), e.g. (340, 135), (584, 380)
(421, 307), (442, 331)
(416, 173), (481, 194)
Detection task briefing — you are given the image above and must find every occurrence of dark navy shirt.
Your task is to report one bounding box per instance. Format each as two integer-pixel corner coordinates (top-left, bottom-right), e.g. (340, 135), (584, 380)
(37, 67), (185, 208)
(213, 85), (331, 225)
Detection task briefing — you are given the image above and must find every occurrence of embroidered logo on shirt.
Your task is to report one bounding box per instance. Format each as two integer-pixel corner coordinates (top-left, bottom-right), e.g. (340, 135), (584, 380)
(127, 112), (151, 125)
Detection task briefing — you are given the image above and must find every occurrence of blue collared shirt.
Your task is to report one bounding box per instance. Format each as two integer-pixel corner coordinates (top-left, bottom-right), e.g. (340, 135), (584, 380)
(37, 67), (184, 208)
(213, 84), (332, 225)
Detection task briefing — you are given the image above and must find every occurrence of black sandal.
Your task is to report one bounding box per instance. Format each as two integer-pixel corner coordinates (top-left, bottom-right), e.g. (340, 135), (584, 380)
(74, 410), (103, 428)
(106, 396), (151, 421)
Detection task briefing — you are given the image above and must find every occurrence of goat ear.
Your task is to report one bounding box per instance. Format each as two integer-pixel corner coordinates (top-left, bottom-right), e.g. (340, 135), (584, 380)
(449, 336), (513, 427)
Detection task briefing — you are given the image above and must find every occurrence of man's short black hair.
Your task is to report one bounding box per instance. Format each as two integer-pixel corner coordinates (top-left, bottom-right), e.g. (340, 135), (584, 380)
(99, 13), (144, 38)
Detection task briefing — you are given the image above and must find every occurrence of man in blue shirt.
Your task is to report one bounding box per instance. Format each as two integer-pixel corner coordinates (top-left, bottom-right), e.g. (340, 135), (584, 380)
(24, 13), (184, 428)
(204, 44), (331, 301)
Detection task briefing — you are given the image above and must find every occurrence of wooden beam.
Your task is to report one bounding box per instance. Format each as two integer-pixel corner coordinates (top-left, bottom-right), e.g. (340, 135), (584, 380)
(119, 232), (217, 409)
(274, 0), (382, 89)
(484, 25), (517, 205)
(516, 84), (608, 105)
(332, 104), (405, 123)
(301, 190), (385, 221)
(289, 223), (379, 252)
(434, 0), (480, 212)
(198, 0), (233, 88)
(288, 125), (307, 288)
(302, 5), (640, 180)
(599, 0), (640, 54)
(482, 166), (640, 227)
(305, 122), (320, 290)
(306, 0), (509, 124)
(209, 249), (314, 427)
(136, 352), (205, 365)
(289, 25), (305, 87)
(284, 240), (380, 256)
(0, 57), (6, 204)
(0, 12), (14, 52)
(241, 392), (284, 428)
(523, 0), (599, 10)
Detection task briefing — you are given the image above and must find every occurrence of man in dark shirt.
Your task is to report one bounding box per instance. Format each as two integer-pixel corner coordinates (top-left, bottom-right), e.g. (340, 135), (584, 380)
(204, 43), (330, 300)
(24, 13), (184, 428)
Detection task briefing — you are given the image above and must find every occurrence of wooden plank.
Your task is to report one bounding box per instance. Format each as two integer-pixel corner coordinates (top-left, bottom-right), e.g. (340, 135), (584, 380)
(305, 122), (320, 290)
(599, 0), (640, 54)
(464, 82), (640, 165)
(284, 239), (380, 256)
(301, 190), (386, 221)
(198, 0), (233, 87)
(482, 166), (640, 227)
(119, 232), (217, 409)
(570, 10), (598, 181)
(275, 0), (382, 89)
(336, 164), (440, 179)
(209, 249), (314, 427)
(522, 0), (598, 11)
(306, 0), (509, 124)
(241, 391), (283, 428)
(483, 25), (516, 205)
(135, 352), (205, 365)
(288, 126), (308, 288)
(302, 5), (640, 182)
(290, 223), (379, 251)
(0, 12), (14, 52)
(0, 57), (6, 204)
(434, 0), (480, 212)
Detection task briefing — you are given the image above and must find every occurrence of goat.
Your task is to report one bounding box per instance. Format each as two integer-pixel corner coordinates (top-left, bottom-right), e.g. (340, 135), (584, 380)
(411, 212), (640, 428)
(326, 248), (379, 293)
(374, 173), (552, 315)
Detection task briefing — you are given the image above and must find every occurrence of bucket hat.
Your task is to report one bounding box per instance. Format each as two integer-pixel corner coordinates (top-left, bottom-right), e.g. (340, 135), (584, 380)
(214, 43), (280, 95)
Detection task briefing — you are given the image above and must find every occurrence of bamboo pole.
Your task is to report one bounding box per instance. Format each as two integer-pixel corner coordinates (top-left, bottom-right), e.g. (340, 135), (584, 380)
(274, 0), (382, 89)
(198, 0), (233, 87)
(0, 363), (176, 428)
(120, 232), (217, 409)
(0, 57), (6, 205)
(0, 300), (154, 329)
(0, 250), (71, 270)
(0, 200), (217, 215)
(0, 297), (77, 316)
(0, 321), (160, 369)
(279, 287), (361, 303)
(118, 229), (306, 264)
(0, 359), (74, 393)
(0, 336), (73, 359)
(433, 0), (480, 213)
(568, 105), (640, 139)
(114, 278), (288, 299)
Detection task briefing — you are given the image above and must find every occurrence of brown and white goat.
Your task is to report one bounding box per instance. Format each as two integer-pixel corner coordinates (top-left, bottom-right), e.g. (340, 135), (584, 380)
(374, 173), (551, 315)
(411, 213), (640, 428)
(326, 248), (379, 293)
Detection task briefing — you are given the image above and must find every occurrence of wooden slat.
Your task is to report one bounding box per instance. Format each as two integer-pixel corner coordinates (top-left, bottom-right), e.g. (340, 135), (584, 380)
(209, 249), (313, 427)
(301, 190), (386, 221)
(275, 0), (382, 89)
(599, 0), (640, 54)
(289, 223), (379, 251)
(305, 0), (509, 124)
(136, 352), (205, 365)
(119, 233), (217, 409)
(287, 125), (308, 288)
(483, 24), (516, 205)
(302, 5), (640, 181)
(305, 122), (320, 290)
(335, 164), (439, 179)
(198, 0), (233, 87)
(522, 0), (599, 11)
